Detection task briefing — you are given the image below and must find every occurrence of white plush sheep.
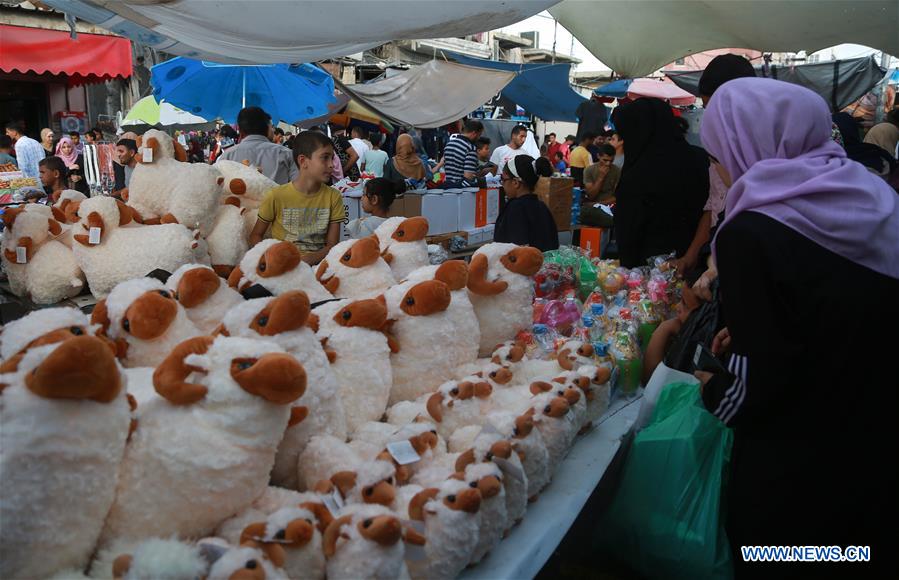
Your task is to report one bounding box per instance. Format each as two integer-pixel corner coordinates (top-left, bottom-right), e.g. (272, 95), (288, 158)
(575, 364), (613, 426)
(222, 291), (346, 489)
(98, 335), (307, 544)
(526, 392), (578, 474)
(228, 239), (333, 302)
(383, 276), (457, 404)
(204, 542), (288, 580)
(91, 276), (202, 368)
(374, 216), (429, 280)
(419, 377), (494, 439)
(323, 503), (409, 580)
(72, 196), (205, 298)
(456, 432), (528, 528)
(315, 236), (395, 299)
(0, 333), (130, 579)
(215, 158), (275, 211)
(348, 423), (444, 486)
(205, 204), (252, 278)
(398, 479), (482, 580)
(460, 460), (507, 563)
(126, 129), (225, 233)
(90, 537), (208, 580)
(312, 297), (393, 434)
(231, 506), (325, 580)
(481, 410), (551, 499)
(467, 243), (543, 356)
(165, 263), (243, 333)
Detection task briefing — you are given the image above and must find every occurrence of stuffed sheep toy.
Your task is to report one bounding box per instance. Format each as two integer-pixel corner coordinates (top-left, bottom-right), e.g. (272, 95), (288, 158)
(72, 196), (205, 298)
(202, 541), (288, 580)
(0, 331), (130, 579)
(312, 297), (393, 433)
(222, 291), (346, 489)
(419, 377), (494, 439)
(229, 506), (325, 580)
(49, 188), (87, 230)
(98, 335), (307, 544)
(215, 158), (275, 213)
(348, 423), (444, 486)
(525, 392), (577, 474)
(456, 432), (528, 529)
(374, 216), (429, 280)
(531, 375), (589, 433)
(1, 203), (85, 304)
(399, 479), (482, 580)
(383, 276), (457, 404)
(91, 276), (202, 368)
(459, 460), (507, 563)
(478, 410), (551, 500)
(315, 236), (395, 299)
(467, 243), (543, 357)
(125, 129), (225, 233)
(228, 239), (333, 302)
(205, 204), (253, 279)
(165, 263), (243, 333)
(323, 503), (412, 580)
(555, 365), (613, 429)
(90, 537), (208, 580)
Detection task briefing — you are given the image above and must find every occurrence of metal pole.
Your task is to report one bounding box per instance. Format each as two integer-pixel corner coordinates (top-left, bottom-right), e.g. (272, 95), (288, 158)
(242, 69), (246, 108)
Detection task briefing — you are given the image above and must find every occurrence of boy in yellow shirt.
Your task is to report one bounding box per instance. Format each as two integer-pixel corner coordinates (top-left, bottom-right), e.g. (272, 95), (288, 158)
(249, 131), (345, 264)
(568, 132), (596, 186)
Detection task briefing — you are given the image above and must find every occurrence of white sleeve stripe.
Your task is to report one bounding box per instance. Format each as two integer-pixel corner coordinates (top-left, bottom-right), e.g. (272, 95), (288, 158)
(721, 375), (746, 424)
(713, 354), (748, 421)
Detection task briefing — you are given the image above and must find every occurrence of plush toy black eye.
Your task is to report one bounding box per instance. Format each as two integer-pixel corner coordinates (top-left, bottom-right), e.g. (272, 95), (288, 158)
(544, 405), (552, 414)
(450, 387), (459, 396)
(69, 326), (84, 335)
(363, 518), (373, 528)
(447, 495), (456, 503)
(364, 486), (374, 496)
(557, 390), (565, 396)
(489, 371), (497, 378)
(256, 315), (268, 327)
(485, 451), (494, 460)
(122, 318), (130, 332)
(274, 529), (286, 540)
(157, 290), (170, 298)
(430, 429), (437, 435)
(387, 477), (394, 485)
(305, 518), (313, 525)
(469, 481), (478, 488)
(512, 427), (520, 436)
(396, 230), (405, 237)
(342, 310), (351, 320)
(508, 254), (517, 263)
(173, 292), (180, 300)
(238, 361), (253, 371)
(342, 253), (351, 262)
(245, 560), (258, 569)
(259, 261), (266, 272)
(405, 297), (415, 306)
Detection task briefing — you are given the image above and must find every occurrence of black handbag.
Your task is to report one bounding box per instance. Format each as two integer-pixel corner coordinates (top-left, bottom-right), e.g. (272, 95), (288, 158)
(664, 278), (725, 373)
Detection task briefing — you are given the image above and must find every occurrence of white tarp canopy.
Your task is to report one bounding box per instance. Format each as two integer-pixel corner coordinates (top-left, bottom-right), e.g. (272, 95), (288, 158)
(550, 1), (899, 78)
(43, 0), (557, 64)
(336, 60), (516, 128)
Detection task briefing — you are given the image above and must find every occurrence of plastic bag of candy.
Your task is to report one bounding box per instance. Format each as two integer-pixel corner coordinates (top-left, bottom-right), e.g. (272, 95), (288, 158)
(537, 295), (584, 337)
(534, 261), (576, 299)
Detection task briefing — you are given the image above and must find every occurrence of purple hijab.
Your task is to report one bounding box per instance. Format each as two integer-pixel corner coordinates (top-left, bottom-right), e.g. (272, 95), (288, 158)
(701, 77), (899, 279)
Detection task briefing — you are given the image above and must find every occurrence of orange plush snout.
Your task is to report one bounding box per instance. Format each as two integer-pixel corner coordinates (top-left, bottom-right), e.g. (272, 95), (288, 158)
(175, 267), (221, 309)
(443, 488), (481, 513)
(399, 280), (451, 316)
(122, 290), (179, 340)
(250, 291), (310, 336)
(543, 396), (571, 418)
(361, 479), (396, 506)
(513, 412), (535, 438)
(391, 216), (428, 242)
(258, 241), (302, 278)
(332, 298), (388, 329)
(231, 353), (306, 404)
(25, 335), (122, 403)
(500, 246), (544, 277)
(476, 475), (503, 499)
(358, 515), (402, 546)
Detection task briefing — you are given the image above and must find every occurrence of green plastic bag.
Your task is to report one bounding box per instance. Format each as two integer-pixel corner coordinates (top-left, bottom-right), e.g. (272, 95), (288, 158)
(595, 382), (734, 580)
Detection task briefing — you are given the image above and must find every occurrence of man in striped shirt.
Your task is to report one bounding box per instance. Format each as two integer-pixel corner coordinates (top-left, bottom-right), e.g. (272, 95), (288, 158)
(443, 118), (483, 186)
(5, 122), (45, 180)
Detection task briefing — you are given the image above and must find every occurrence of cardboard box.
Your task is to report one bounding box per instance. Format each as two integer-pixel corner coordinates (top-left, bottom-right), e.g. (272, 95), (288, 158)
(535, 177), (573, 232)
(458, 191), (477, 231)
(404, 193), (458, 235)
(340, 196), (361, 240)
(579, 226), (603, 258)
(476, 188), (500, 227)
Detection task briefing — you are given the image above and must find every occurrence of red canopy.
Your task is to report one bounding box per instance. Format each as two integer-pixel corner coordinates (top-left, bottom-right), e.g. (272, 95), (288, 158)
(0, 24), (132, 85)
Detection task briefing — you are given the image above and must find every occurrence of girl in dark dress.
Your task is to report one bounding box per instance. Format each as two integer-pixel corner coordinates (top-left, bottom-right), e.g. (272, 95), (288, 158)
(699, 77), (899, 578)
(494, 154), (558, 252)
(54, 135), (89, 195)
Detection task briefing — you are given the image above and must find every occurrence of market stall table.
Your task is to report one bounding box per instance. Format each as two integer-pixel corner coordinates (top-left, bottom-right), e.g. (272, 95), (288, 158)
(460, 392), (642, 580)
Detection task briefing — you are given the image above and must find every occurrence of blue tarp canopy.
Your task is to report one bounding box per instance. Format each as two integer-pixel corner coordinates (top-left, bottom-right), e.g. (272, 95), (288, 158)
(594, 78), (633, 99)
(445, 52), (586, 122)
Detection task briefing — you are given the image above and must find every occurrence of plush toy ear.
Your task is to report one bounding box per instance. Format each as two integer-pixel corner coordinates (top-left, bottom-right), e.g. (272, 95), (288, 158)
(65, 200), (82, 223)
(2, 205), (23, 229)
(403, 524), (427, 546)
(330, 470), (358, 498)
(288, 405), (308, 427)
(25, 336), (122, 403)
(426, 392), (444, 422)
(332, 297), (387, 330)
(434, 260), (468, 291)
(258, 241), (301, 278)
(227, 265), (245, 289)
(391, 216), (429, 242)
(47, 217), (62, 236)
(357, 514), (402, 546)
(112, 553), (133, 580)
(500, 246), (544, 277)
(240, 522), (268, 545)
(173, 140), (188, 162)
(51, 203), (67, 223)
(408, 488), (439, 521)
(305, 312), (320, 333)
(556, 348), (575, 371)
(489, 440), (513, 460)
(315, 260), (340, 294)
(153, 336), (214, 405)
(231, 353), (306, 404)
(400, 280), (451, 316)
(467, 253), (508, 296)
(530, 381), (553, 395)
(322, 514), (353, 558)
(455, 448), (476, 473)
(176, 267), (221, 309)
(299, 501), (334, 533)
(91, 298), (111, 334)
(113, 200), (133, 226)
(74, 211), (105, 247)
(230, 178), (247, 195)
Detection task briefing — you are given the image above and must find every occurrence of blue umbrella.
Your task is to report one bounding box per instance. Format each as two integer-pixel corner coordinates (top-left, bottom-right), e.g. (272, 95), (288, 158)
(594, 78), (633, 99)
(151, 57), (338, 125)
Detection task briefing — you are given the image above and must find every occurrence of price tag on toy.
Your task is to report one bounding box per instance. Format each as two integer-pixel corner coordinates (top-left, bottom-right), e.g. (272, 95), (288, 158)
(89, 227), (101, 245)
(142, 147), (153, 163)
(387, 440), (421, 465)
(15, 246), (26, 264)
(494, 456), (526, 485)
(322, 493), (341, 516)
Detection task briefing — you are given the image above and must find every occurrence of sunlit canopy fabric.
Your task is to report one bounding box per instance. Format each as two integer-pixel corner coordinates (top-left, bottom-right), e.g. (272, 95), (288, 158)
(336, 60), (516, 129)
(550, 1), (899, 78)
(665, 56), (887, 111)
(122, 96), (208, 126)
(595, 78), (633, 98)
(444, 52), (586, 122)
(42, 0), (556, 64)
(627, 78), (696, 106)
(0, 24), (131, 85)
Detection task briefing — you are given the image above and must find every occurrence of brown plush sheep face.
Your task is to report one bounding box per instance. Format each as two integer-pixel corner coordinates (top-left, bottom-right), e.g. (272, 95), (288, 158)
(399, 280), (451, 316)
(257, 242), (301, 278)
(500, 246), (544, 277)
(332, 298), (387, 329)
(175, 267), (221, 309)
(230, 353), (306, 404)
(121, 290), (179, 341)
(433, 260), (468, 291)
(249, 291), (310, 336)
(24, 335), (122, 403)
(391, 217), (428, 242)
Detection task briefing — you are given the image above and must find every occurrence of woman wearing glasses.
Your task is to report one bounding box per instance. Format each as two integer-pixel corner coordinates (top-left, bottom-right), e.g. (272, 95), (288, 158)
(494, 154), (559, 252)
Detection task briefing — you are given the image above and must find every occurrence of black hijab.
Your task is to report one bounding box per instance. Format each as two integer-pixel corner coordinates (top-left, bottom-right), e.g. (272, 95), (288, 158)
(832, 112), (895, 173)
(612, 98), (709, 267)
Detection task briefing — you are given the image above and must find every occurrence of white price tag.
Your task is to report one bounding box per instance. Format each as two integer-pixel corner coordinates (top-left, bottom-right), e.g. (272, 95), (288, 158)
(322, 494), (341, 516)
(88, 227), (101, 245)
(494, 456), (526, 485)
(331, 489), (345, 510)
(386, 440), (421, 465)
(142, 147), (153, 163)
(15, 246), (26, 264)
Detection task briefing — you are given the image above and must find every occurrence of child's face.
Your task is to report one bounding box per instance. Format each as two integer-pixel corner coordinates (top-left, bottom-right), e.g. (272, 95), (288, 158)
(299, 145), (335, 183)
(361, 193), (377, 213)
(477, 145), (490, 161)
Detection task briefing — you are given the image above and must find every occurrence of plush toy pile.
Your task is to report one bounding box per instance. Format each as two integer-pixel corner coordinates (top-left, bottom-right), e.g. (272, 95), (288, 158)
(0, 234), (616, 579)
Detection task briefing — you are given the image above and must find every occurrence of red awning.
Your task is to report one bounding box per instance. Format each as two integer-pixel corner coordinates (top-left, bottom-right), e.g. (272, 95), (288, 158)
(0, 24), (132, 85)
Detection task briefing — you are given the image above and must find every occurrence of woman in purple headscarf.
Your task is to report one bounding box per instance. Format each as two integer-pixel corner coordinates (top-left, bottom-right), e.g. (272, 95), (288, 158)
(699, 77), (898, 577)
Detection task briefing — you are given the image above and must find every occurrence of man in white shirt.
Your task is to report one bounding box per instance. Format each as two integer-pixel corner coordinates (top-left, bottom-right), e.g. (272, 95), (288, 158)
(349, 126), (370, 171)
(4, 122), (45, 180)
(489, 125), (528, 172)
